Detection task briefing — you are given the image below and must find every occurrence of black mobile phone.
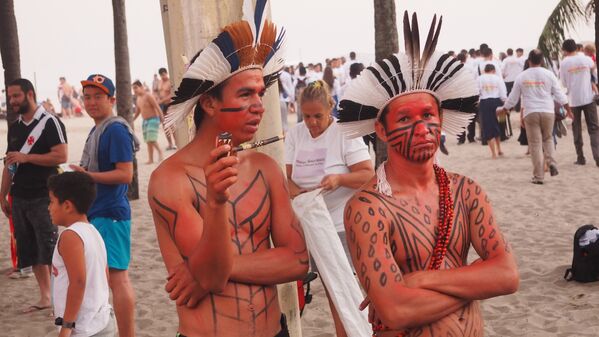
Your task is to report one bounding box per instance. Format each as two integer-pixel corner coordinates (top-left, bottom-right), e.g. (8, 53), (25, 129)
(216, 132), (232, 159)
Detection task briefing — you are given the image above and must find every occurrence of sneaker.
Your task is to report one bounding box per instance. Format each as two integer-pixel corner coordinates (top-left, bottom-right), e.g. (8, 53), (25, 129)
(549, 165), (559, 177)
(531, 178), (544, 185)
(574, 157), (586, 165)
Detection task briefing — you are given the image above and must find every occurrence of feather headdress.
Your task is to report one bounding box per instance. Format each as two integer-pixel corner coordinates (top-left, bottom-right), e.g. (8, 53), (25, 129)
(338, 12), (478, 138)
(164, 0), (285, 130)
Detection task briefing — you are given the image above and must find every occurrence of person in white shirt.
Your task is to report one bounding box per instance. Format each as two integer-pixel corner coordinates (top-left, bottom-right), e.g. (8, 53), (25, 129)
(343, 51), (358, 84)
(503, 48), (524, 95)
(559, 39), (599, 166)
(48, 172), (115, 337)
(503, 48), (524, 138)
(478, 64), (507, 158)
(285, 80), (374, 337)
(279, 67), (295, 133)
(501, 49), (572, 184)
(516, 48), (526, 67)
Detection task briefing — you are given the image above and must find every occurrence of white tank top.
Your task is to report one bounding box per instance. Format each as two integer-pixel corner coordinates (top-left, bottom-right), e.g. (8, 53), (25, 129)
(52, 222), (111, 337)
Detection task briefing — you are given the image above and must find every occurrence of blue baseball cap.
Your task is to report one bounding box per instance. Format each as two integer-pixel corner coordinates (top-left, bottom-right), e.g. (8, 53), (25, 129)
(81, 74), (115, 97)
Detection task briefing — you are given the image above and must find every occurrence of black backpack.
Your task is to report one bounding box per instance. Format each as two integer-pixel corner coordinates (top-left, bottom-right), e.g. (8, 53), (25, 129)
(564, 224), (599, 283)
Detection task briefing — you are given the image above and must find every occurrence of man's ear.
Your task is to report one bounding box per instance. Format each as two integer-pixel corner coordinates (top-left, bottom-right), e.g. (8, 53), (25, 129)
(109, 96), (117, 105)
(374, 119), (387, 143)
(199, 95), (217, 117)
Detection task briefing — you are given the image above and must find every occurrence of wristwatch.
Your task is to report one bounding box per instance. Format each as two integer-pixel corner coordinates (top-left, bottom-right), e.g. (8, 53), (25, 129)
(55, 317), (76, 329)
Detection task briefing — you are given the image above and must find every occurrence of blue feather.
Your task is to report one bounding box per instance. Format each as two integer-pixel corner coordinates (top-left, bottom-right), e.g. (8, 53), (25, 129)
(265, 28), (285, 65)
(253, 0), (268, 43)
(212, 31), (240, 71)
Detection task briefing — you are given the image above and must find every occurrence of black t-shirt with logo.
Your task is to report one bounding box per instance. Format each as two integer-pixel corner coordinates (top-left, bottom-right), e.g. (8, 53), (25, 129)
(6, 110), (67, 198)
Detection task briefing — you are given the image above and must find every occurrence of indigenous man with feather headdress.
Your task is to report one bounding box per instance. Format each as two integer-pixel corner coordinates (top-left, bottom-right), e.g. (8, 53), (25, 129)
(339, 12), (519, 337)
(147, 1), (308, 336)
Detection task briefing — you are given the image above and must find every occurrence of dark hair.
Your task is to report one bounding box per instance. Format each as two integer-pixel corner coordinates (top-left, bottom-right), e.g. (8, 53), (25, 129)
(132, 80), (142, 87)
(480, 43), (489, 51)
(448, 50), (455, 57)
(299, 65), (307, 76)
(322, 66), (335, 89)
(456, 53), (467, 63)
(528, 49), (544, 66)
(562, 39), (577, 53)
(482, 48), (492, 58)
(576, 43), (584, 51)
(349, 51), (356, 59)
(349, 62), (364, 79)
(158, 67), (168, 75)
(468, 48), (476, 56)
(507, 48), (514, 56)
(193, 80), (226, 130)
(47, 172), (96, 214)
(484, 64), (495, 73)
(9, 78), (36, 102)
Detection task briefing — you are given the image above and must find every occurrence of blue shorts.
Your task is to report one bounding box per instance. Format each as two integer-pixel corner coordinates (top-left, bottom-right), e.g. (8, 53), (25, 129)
(90, 217), (131, 270)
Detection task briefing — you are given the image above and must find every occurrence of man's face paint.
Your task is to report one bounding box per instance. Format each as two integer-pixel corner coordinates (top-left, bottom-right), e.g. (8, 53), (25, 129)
(382, 93), (442, 163)
(219, 103), (263, 113)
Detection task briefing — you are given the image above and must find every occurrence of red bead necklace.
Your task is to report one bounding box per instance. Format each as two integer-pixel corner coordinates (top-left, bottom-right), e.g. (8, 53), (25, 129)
(372, 164), (454, 337)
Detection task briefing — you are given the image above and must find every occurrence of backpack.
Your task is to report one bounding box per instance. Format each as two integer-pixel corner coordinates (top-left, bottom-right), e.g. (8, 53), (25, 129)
(564, 224), (599, 283)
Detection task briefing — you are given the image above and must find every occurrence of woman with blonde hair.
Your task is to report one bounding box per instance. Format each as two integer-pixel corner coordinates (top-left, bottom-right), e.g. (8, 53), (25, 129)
(285, 80), (374, 337)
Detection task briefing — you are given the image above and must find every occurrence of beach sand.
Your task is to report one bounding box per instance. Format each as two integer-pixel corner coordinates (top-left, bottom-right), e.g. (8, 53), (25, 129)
(1, 114), (599, 336)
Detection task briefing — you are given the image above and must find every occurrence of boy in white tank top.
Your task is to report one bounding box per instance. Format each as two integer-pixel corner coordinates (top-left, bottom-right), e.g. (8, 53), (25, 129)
(47, 172), (115, 337)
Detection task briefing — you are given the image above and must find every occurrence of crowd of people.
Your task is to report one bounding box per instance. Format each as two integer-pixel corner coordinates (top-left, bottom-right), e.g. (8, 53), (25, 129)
(1, 2), (598, 337)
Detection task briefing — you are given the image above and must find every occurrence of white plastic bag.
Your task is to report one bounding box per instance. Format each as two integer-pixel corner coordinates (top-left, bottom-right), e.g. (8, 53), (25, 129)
(292, 189), (370, 337)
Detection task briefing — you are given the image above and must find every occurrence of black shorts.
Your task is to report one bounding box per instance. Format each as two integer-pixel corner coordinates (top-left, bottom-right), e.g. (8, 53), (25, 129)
(176, 314), (289, 337)
(11, 196), (58, 268)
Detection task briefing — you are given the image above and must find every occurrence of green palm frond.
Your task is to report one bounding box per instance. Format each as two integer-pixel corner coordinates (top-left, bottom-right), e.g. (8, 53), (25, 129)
(538, 0), (586, 63)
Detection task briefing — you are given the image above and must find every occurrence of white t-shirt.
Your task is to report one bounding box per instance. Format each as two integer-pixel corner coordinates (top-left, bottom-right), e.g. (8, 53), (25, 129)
(52, 222), (111, 337)
(478, 73), (507, 100)
(285, 119), (371, 231)
(504, 67), (568, 117)
(502, 55), (524, 82)
(559, 54), (595, 107)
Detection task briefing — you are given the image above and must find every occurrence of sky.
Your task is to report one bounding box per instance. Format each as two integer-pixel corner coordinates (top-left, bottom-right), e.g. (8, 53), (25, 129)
(1, 0), (595, 109)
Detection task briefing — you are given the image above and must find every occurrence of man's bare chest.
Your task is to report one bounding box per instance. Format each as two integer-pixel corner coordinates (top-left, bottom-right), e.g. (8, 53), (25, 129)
(186, 170), (273, 253)
(365, 191), (471, 272)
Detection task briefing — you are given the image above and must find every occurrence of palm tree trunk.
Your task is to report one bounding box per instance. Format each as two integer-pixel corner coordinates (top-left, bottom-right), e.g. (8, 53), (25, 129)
(112, 0), (139, 200)
(373, 0), (399, 168)
(0, 0), (21, 127)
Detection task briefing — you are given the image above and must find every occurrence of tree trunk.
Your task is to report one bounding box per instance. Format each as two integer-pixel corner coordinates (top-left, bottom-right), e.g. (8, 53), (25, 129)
(112, 0), (139, 200)
(373, 0), (399, 168)
(0, 0), (21, 127)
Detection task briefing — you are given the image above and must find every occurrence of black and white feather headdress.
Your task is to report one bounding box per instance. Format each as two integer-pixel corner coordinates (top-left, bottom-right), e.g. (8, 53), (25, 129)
(164, 0), (285, 130)
(338, 12), (478, 138)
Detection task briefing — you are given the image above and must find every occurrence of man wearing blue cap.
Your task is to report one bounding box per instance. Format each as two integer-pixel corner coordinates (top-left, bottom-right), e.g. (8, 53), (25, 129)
(70, 74), (137, 337)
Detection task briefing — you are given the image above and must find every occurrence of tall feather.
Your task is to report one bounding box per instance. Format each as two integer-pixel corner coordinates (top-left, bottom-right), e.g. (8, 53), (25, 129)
(421, 15), (439, 69)
(223, 21), (254, 68)
(255, 21), (277, 65)
(411, 12), (421, 86)
(403, 11), (413, 81)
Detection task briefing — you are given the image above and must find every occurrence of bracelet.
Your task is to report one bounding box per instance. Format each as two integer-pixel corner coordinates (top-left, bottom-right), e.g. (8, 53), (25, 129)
(55, 317), (76, 329)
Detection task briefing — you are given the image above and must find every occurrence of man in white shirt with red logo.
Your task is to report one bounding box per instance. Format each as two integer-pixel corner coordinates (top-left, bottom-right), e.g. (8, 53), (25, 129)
(559, 39), (599, 166)
(501, 49), (572, 184)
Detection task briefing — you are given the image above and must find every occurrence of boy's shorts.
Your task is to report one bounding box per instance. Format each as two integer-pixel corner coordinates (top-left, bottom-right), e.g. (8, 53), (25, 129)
(90, 217), (131, 270)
